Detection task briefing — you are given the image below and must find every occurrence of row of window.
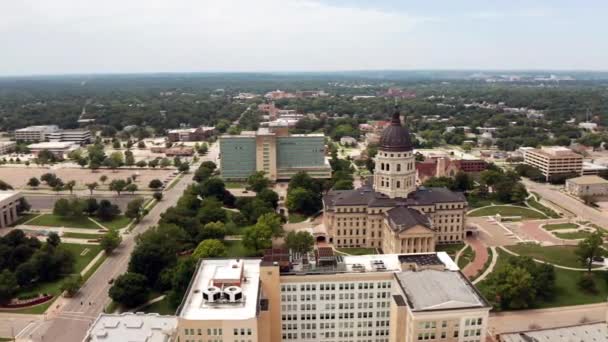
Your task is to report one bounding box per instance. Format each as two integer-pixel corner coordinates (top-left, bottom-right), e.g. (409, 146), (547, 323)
(281, 282), (390, 292)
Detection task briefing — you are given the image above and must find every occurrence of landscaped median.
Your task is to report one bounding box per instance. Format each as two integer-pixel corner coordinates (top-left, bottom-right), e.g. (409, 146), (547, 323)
(467, 205), (547, 219)
(27, 213), (131, 230)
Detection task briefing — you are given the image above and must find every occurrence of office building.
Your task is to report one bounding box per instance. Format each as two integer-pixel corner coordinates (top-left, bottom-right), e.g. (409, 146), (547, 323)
(0, 191), (23, 228)
(48, 129), (91, 145)
(14, 125), (59, 142)
(522, 146), (583, 181)
(0, 141), (16, 154)
(322, 108), (469, 250)
(176, 252), (490, 342)
(83, 313), (177, 342)
(28, 141), (79, 159)
(565, 175), (608, 198)
(168, 126), (216, 142)
(220, 127), (331, 181)
(416, 158), (487, 184)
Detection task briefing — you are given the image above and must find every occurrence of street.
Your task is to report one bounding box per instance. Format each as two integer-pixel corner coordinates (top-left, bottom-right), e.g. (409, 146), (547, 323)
(13, 143), (219, 342)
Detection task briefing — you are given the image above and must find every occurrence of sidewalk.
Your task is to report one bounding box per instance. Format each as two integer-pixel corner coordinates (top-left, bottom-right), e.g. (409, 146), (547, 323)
(462, 237), (489, 278)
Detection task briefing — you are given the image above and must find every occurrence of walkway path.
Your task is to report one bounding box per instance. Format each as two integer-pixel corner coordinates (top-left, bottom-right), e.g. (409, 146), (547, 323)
(473, 246), (497, 284)
(462, 237), (489, 278)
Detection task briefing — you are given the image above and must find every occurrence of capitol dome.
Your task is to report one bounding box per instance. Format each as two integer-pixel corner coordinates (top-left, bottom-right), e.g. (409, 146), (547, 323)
(379, 107), (413, 152)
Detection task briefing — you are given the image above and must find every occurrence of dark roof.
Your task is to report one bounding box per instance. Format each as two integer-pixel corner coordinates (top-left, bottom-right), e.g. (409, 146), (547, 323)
(324, 187), (466, 208)
(407, 187), (466, 205)
(379, 106), (413, 152)
(386, 207), (430, 232)
(398, 253), (444, 266)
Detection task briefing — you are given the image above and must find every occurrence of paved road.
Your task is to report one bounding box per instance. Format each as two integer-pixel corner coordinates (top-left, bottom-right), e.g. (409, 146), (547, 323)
(488, 302), (608, 336)
(15, 143), (219, 342)
(523, 179), (608, 227)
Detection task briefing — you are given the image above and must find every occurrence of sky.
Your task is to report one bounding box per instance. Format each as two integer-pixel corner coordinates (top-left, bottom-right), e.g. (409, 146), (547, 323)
(1, 0), (607, 75)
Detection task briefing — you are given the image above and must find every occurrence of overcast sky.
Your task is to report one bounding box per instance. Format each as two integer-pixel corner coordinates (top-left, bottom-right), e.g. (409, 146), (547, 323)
(1, 0), (607, 75)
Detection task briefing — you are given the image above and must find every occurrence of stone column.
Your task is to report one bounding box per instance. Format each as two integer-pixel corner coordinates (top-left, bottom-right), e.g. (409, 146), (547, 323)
(428, 237), (432, 252)
(10, 204), (17, 225)
(0, 209), (5, 228)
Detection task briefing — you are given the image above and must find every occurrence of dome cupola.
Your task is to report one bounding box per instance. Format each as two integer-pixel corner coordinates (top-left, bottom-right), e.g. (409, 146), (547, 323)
(379, 106), (413, 152)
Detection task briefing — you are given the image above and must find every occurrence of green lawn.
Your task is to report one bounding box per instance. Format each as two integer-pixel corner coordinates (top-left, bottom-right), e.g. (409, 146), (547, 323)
(479, 249), (608, 309)
(527, 199), (560, 218)
(553, 231), (594, 240)
(141, 296), (175, 315)
(10, 213), (38, 226)
(224, 240), (257, 257)
(457, 245), (475, 269)
(336, 248), (377, 256)
(506, 243), (590, 269)
(63, 232), (103, 239)
(61, 243), (103, 273)
(29, 214), (100, 229)
(435, 243), (465, 258)
(95, 215), (132, 230)
(468, 205), (547, 219)
(225, 182), (247, 189)
(288, 213), (308, 224)
(543, 223), (579, 231)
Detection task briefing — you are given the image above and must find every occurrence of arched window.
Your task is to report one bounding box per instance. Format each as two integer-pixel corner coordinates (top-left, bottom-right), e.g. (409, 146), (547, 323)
(380, 163), (384, 171)
(386, 164), (390, 171)
(397, 164), (401, 172)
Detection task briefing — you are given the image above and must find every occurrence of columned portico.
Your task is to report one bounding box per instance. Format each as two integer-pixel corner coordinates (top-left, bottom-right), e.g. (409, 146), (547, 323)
(0, 191), (23, 228)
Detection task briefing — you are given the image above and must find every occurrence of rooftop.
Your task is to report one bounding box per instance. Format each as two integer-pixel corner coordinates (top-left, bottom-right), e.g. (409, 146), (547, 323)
(0, 191), (21, 202)
(15, 125), (59, 132)
(529, 146), (582, 159)
(84, 313), (177, 342)
(323, 186), (466, 208)
(499, 322), (607, 342)
(27, 141), (78, 149)
(567, 175), (608, 185)
(178, 259), (261, 321)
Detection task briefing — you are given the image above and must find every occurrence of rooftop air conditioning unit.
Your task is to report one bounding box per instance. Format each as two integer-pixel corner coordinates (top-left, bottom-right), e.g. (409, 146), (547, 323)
(224, 286), (243, 303)
(202, 286), (222, 303)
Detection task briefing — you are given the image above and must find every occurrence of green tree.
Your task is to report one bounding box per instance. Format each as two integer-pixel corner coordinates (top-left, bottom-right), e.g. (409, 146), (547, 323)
(27, 177), (40, 188)
(333, 179), (354, 190)
(256, 213), (284, 238)
(149, 179), (163, 189)
(109, 179), (127, 195)
(510, 182), (528, 203)
(53, 198), (71, 216)
(99, 175), (108, 185)
(97, 199), (120, 221)
(124, 150), (135, 166)
(60, 275), (83, 297)
(286, 187), (320, 215)
(178, 162), (190, 173)
(86, 182), (98, 195)
(108, 272), (150, 308)
(160, 158), (171, 169)
(242, 223), (273, 255)
(100, 229), (122, 254)
(192, 239), (226, 259)
(125, 198), (145, 222)
(0, 270), (18, 304)
(484, 264), (536, 309)
(285, 231), (314, 255)
(199, 221), (226, 240)
(575, 231), (604, 272)
(46, 232), (61, 247)
(153, 192), (163, 201)
(136, 160), (147, 168)
(247, 171), (270, 193)
(125, 183), (138, 194)
(64, 180), (76, 195)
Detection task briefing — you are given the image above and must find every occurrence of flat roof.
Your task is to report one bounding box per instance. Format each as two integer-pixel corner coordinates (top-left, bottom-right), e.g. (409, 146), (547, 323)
(15, 125), (59, 132)
(0, 191), (21, 202)
(178, 259), (261, 321)
(396, 269), (486, 311)
(84, 313), (177, 342)
(567, 175), (608, 185)
(27, 141), (77, 149)
(499, 322), (606, 342)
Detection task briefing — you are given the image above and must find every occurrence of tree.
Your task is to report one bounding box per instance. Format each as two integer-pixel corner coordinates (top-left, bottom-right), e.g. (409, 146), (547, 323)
(100, 229), (122, 254)
(258, 188), (279, 209)
(576, 231), (604, 272)
(160, 158), (171, 169)
(77, 157), (88, 168)
(197, 198), (228, 225)
(16, 197), (30, 214)
(137, 141), (146, 149)
(199, 177), (227, 199)
(64, 180), (76, 195)
(484, 264), (536, 309)
(198, 143), (208, 155)
(247, 171), (270, 193)
(125, 183), (138, 194)
(153, 192), (163, 201)
(86, 182), (98, 195)
(84, 198), (99, 215)
(109, 272), (150, 308)
(0, 180), (12, 191)
(97, 200), (120, 221)
(453, 171), (474, 191)
(149, 179), (163, 190)
(333, 179), (354, 190)
(0, 269), (18, 304)
(46, 232), (61, 247)
(285, 231), (314, 255)
(192, 239), (226, 259)
(510, 182), (528, 203)
(40, 173), (57, 185)
(53, 198), (71, 216)
(242, 223), (273, 255)
(125, 198), (145, 222)
(286, 187), (320, 215)
(124, 150), (135, 166)
(200, 161), (217, 170)
(99, 175), (108, 184)
(60, 275), (83, 297)
(178, 162), (190, 173)
(27, 177), (40, 188)
(257, 213), (284, 238)
(109, 179), (127, 195)
(136, 160), (147, 168)
(194, 167), (214, 182)
(148, 159), (159, 168)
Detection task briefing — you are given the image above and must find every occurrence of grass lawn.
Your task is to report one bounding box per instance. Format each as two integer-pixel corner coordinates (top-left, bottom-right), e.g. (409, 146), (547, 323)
(63, 232), (103, 239)
(468, 205), (546, 219)
(553, 231), (594, 240)
(29, 214), (100, 229)
(336, 248), (377, 256)
(435, 243), (465, 258)
(61, 243), (104, 273)
(142, 296), (176, 315)
(478, 249), (608, 309)
(543, 223), (579, 231)
(95, 215), (132, 230)
(506, 243), (590, 269)
(224, 240), (257, 257)
(288, 213), (308, 224)
(527, 199), (560, 218)
(457, 245), (475, 269)
(10, 213), (38, 226)
(225, 182), (247, 189)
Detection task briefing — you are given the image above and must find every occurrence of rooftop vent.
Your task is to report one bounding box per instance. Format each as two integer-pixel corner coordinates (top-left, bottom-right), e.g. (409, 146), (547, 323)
(202, 286), (222, 303)
(224, 286), (243, 303)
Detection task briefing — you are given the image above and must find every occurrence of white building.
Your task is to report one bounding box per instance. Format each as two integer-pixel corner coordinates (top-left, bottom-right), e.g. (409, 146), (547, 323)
(0, 191), (23, 228)
(48, 129), (92, 145)
(83, 313), (177, 342)
(0, 141), (16, 154)
(565, 175), (608, 198)
(340, 136), (357, 146)
(14, 125), (59, 142)
(28, 141), (79, 159)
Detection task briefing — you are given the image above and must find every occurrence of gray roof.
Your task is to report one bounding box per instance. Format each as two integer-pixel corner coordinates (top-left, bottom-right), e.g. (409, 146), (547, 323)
(386, 207), (431, 233)
(324, 186), (466, 208)
(396, 270), (487, 311)
(499, 323), (607, 342)
(84, 313), (177, 342)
